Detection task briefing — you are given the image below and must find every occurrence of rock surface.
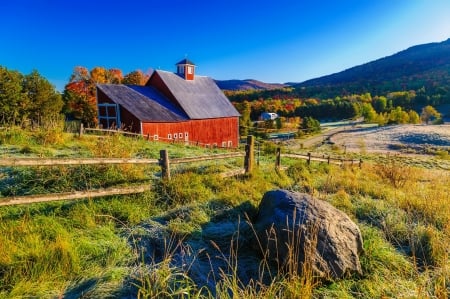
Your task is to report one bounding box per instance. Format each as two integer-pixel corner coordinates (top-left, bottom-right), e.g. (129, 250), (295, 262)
(254, 189), (363, 279)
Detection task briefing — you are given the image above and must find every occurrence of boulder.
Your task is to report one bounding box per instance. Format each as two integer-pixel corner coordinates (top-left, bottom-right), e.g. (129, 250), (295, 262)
(254, 189), (363, 279)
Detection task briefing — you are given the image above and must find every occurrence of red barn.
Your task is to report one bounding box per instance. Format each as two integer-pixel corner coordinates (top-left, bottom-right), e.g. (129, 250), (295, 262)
(96, 59), (240, 147)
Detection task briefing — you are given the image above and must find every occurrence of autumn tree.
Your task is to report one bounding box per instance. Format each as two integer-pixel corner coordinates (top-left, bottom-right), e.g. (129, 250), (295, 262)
(420, 105), (441, 124)
(361, 103), (377, 122)
(108, 68), (123, 84)
(63, 66), (97, 126)
(122, 70), (147, 85)
(408, 110), (420, 124)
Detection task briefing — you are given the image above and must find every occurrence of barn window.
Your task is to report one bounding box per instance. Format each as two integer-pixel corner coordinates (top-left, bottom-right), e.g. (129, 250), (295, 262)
(185, 132), (189, 138)
(178, 133), (183, 139)
(228, 141), (233, 147)
(168, 134), (172, 139)
(174, 133), (178, 139)
(222, 141), (227, 148)
(154, 135), (158, 141)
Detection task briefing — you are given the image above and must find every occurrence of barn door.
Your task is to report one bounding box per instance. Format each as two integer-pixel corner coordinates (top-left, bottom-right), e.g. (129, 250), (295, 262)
(98, 103), (120, 129)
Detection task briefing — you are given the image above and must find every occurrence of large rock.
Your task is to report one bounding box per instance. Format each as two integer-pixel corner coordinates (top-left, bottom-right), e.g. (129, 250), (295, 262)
(254, 189), (363, 279)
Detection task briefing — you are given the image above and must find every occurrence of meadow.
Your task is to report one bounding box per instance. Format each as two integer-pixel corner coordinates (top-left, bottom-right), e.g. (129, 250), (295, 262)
(0, 127), (448, 298)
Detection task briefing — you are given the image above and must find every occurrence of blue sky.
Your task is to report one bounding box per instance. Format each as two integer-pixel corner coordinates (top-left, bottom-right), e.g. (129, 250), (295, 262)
(2, 0), (450, 91)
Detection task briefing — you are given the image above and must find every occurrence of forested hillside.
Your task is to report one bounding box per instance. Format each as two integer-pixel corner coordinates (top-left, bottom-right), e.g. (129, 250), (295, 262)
(296, 38), (450, 98)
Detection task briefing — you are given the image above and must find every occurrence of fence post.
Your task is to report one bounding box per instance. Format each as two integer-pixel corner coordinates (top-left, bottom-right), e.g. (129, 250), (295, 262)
(307, 152), (311, 165)
(359, 158), (363, 169)
(244, 135), (254, 174)
(275, 147), (281, 169)
(327, 156), (330, 165)
(79, 123), (84, 137)
(160, 149), (170, 180)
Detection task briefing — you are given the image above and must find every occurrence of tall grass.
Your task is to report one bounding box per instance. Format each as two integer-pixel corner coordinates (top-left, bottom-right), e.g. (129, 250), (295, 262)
(0, 128), (448, 297)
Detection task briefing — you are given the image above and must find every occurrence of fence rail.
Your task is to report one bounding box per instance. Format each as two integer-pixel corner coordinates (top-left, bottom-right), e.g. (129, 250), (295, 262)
(0, 152), (244, 167)
(0, 186), (148, 207)
(0, 136), (362, 206)
(280, 152), (362, 167)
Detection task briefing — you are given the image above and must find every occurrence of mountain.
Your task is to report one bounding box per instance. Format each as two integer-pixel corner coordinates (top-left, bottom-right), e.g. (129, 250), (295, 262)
(215, 79), (288, 91)
(295, 38), (450, 97)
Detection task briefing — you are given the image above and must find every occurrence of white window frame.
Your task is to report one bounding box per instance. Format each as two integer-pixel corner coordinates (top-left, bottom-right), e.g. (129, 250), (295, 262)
(168, 134), (172, 140)
(154, 135), (158, 141)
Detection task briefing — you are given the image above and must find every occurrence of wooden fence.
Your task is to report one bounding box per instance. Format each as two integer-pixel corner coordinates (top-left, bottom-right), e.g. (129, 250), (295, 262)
(0, 136), (362, 206)
(276, 149), (362, 169)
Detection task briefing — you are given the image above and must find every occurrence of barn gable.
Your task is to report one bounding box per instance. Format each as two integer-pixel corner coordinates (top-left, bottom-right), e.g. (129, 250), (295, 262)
(147, 70), (240, 119)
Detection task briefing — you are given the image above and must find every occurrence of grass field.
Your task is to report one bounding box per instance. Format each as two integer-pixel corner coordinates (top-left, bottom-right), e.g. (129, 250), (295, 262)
(0, 127), (449, 298)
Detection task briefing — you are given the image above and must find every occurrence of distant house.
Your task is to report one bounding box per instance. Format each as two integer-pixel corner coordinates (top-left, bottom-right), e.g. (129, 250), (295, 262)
(96, 59), (240, 147)
(260, 112), (279, 121)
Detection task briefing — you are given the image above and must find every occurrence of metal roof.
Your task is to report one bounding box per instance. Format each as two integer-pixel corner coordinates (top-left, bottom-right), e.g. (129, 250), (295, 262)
(97, 84), (188, 122)
(154, 70), (241, 119)
(175, 58), (195, 65)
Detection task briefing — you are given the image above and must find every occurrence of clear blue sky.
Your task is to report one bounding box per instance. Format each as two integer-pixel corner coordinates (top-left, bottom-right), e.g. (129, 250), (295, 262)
(2, 0), (450, 91)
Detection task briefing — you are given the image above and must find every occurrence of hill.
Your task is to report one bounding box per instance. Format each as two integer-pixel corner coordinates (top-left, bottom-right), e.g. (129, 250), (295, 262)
(295, 38), (450, 97)
(215, 79), (288, 91)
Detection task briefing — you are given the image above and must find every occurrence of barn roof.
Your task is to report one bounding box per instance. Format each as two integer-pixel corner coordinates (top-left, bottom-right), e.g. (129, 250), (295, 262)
(153, 70), (240, 119)
(176, 58), (195, 65)
(97, 84), (188, 122)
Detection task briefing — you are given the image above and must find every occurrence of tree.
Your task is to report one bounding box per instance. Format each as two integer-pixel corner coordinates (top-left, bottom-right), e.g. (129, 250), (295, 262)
(420, 105), (441, 124)
(22, 70), (62, 126)
(0, 66), (25, 125)
(299, 116), (321, 134)
(388, 106), (409, 124)
(373, 96), (387, 113)
(236, 100), (252, 136)
(108, 68), (123, 84)
(407, 110), (420, 124)
(122, 70), (146, 85)
(361, 103), (377, 122)
(63, 66), (97, 126)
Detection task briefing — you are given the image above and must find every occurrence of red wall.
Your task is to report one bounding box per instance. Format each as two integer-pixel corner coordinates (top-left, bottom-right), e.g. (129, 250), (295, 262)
(142, 117), (239, 148)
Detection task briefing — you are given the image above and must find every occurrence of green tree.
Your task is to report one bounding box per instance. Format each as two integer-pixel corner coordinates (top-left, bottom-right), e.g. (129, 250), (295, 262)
(0, 66), (26, 125)
(361, 103), (378, 122)
(388, 106), (409, 124)
(373, 96), (387, 113)
(22, 70), (63, 126)
(420, 105), (441, 124)
(237, 100), (252, 136)
(299, 116), (321, 134)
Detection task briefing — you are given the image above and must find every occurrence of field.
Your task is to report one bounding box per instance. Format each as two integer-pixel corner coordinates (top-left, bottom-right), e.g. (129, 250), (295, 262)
(0, 127), (449, 298)
(329, 124), (450, 155)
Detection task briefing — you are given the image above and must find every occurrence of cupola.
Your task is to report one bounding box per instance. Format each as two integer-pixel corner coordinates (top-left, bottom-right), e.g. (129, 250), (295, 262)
(175, 58), (196, 80)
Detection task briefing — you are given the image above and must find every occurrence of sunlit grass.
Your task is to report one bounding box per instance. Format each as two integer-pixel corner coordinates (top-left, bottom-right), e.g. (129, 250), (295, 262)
(0, 128), (448, 297)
